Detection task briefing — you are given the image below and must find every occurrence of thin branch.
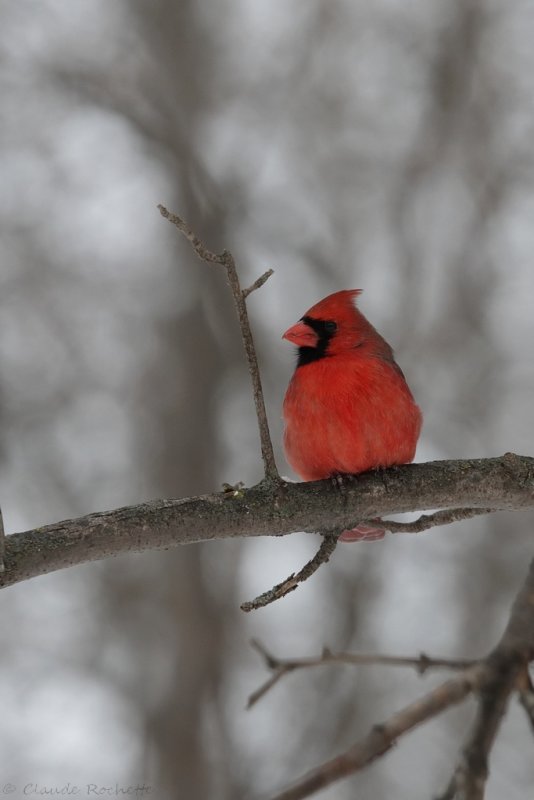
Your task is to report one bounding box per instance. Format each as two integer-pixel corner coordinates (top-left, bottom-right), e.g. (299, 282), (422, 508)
(158, 205), (279, 481)
(378, 507), (495, 534)
(248, 668), (287, 710)
(1, 454), (533, 591)
(269, 666), (486, 800)
(248, 639), (476, 709)
(242, 268), (274, 298)
(157, 205), (224, 264)
(254, 641), (476, 675)
(240, 534), (338, 612)
(248, 641), (288, 708)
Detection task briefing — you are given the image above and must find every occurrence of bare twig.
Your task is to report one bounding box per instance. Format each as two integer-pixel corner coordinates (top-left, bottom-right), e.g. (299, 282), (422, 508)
(377, 507), (495, 534)
(248, 639), (475, 709)
(269, 666), (486, 800)
(247, 641), (289, 709)
(254, 641), (475, 675)
(241, 534), (338, 612)
(157, 206), (222, 263)
(158, 205), (279, 481)
(242, 269), (274, 298)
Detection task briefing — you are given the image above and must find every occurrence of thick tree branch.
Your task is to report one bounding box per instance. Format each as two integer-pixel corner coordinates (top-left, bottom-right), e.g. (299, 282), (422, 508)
(1, 454), (533, 591)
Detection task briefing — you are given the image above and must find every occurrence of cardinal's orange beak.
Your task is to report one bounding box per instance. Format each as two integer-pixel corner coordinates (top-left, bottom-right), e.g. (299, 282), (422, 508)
(282, 320), (318, 347)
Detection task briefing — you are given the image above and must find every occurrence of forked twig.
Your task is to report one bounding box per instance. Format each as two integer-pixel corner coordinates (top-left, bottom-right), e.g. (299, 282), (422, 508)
(241, 534), (338, 612)
(248, 639), (476, 709)
(158, 205), (279, 481)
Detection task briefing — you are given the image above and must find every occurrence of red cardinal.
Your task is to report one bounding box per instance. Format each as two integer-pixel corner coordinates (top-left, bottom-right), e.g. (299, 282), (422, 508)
(282, 290), (422, 541)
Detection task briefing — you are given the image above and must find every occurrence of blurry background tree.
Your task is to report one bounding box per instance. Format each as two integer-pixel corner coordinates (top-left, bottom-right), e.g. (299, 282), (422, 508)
(1, 1), (533, 798)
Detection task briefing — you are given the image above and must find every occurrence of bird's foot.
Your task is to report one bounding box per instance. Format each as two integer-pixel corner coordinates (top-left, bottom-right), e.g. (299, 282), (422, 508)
(330, 475), (385, 540)
(339, 521), (386, 543)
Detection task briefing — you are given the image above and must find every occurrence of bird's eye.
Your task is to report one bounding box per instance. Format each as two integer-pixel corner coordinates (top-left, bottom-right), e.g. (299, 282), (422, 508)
(324, 321), (337, 333)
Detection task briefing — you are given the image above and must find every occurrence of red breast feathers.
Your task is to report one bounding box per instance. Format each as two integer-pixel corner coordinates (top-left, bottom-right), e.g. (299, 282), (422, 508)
(282, 290), (422, 481)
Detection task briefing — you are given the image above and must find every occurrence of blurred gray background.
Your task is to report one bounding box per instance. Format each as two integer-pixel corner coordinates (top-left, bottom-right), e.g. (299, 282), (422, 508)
(1, 2), (534, 798)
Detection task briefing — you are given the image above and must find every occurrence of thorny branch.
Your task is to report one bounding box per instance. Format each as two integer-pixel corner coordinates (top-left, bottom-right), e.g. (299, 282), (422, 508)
(248, 639), (475, 708)
(158, 204), (279, 481)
